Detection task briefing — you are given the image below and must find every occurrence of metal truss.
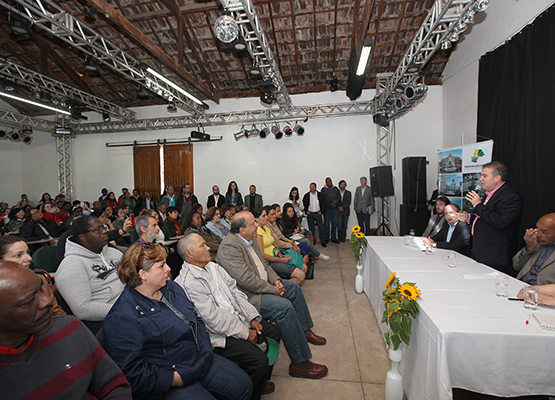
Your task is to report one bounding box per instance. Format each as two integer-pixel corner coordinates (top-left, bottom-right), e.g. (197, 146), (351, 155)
(72, 100), (379, 134)
(0, 58), (135, 120)
(374, 0), (483, 112)
(0, 0), (206, 115)
(0, 109), (58, 131)
(55, 135), (73, 199)
(375, 74), (392, 234)
(220, 0), (291, 107)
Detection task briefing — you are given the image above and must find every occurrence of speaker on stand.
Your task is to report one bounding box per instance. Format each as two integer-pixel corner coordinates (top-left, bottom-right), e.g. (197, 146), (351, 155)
(369, 165), (394, 236)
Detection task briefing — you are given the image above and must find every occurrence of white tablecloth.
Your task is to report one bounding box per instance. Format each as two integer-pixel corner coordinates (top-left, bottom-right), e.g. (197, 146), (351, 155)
(362, 237), (555, 400)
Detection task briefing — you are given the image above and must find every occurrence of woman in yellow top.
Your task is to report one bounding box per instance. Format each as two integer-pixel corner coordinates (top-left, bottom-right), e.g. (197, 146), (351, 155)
(253, 208), (306, 286)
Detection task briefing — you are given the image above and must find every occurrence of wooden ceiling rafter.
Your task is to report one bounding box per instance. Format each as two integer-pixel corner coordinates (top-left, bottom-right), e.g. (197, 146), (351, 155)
(385, 0), (409, 70)
(287, 0), (303, 87)
(202, 10), (235, 94)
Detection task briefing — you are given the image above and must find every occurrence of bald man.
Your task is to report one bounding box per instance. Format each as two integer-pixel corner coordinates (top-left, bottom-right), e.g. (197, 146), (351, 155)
(513, 213), (555, 285)
(0, 262), (130, 399)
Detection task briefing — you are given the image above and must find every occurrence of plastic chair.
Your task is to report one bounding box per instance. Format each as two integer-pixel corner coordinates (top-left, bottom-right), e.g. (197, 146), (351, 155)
(31, 245), (58, 273)
(266, 337), (279, 366)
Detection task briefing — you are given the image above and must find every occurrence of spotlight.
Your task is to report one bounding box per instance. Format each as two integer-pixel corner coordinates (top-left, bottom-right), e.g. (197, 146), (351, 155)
(249, 65), (262, 75)
(463, 9), (475, 24)
(39, 91), (52, 102)
(7, 17), (31, 36)
(441, 40), (452, 50)
(373, 114), (389, 127)
(0, 130), (7, 139)
(167, 102), (177, 112)
(1, 79), (17, 92)
(234, 127), (249, 141)
(102, 112), (111, 122)
(21, 125), (32, 135)
(475, 0), (489, 12)
(246, 125), (260, 138)
(259, 126), (269, 139)
(260, 92), (276, 105)
(271, 124), (283, 140)
(406, 62), (422, 74)
(82, 56), (100, 74)
(69, 103), (88, 121)
(214, 14), (239, 43)
(293, 124), (304, 136)
(404, 86), (415, 100)
(456, 21), (468, 33)
(284, 124), (293, 137)
(394, 85), (405, 94)
(330, 75), (338, 92)
(449, 31), (460, 42)
(232, 34), (247, 51)
(191, 130), (210, 140)
(82, 5), (96, 19)
(22, 135), (33, 145)
(9, 131), (20, 142)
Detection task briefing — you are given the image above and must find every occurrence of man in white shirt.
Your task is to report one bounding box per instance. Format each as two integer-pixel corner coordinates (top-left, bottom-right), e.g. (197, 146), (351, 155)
(302, 183), (327, 246)
(176, 233), (281, 398)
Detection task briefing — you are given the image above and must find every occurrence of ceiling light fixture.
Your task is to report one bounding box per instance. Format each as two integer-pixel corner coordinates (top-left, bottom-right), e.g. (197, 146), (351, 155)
(167, 102), (177, 112)
(102, 112), (111, 122)
(356, 39), (373, 76)
(283, 123), (293, 137)
(441, 40), (452, 50)
(145, 67), (204, 106)
(82, 56), (100, 74)
(475, 0), (489, 12)
(271, 124), (283, 140)
(232, 34), (247, 51)
(293, 123), (305, 136)
(214, 14), (239, 44)
(259, 125), (269, 139)
(0, 91), (71, 115)
(7, 12), (31, 36)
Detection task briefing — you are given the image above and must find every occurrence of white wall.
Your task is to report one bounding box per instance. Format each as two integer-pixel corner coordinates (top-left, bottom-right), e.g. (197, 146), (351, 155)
(442, 0), (554, 148)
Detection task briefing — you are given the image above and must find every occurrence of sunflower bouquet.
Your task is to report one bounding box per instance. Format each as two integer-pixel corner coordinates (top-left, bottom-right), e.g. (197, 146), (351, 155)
(350, 225), (367, 263)
(381, 272), (421, 351)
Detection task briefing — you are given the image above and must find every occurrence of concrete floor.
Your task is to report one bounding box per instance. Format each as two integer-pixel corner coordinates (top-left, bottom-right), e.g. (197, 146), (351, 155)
(264, 241), (390, 400)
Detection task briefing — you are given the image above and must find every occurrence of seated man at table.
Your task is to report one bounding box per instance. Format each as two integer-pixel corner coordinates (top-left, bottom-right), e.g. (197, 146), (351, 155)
(422, 196), (450, 237)
(217, 211), (328, 379)
(423, 204), (470, 256)
(513, 213), (555, 285)
(56, 216), (124, 335)
(0, 262), (131, 398)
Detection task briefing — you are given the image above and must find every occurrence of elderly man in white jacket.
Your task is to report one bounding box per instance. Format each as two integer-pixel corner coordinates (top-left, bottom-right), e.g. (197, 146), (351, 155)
(175, 233), (280, 400)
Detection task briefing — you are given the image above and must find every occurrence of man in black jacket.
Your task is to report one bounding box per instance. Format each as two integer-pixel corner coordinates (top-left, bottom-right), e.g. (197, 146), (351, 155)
(20, 208), (60, 245)
(302, 183), (327, 246)
(337, 180), (352, 242)
(424, 204), (471, 256)
(207, 185), (226, 209)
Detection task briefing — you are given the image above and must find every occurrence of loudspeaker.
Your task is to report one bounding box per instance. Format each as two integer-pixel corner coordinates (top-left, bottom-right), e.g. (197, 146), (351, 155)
(399, 204), (429, 236)
(369, 165), (394, 197)
(402, 157), (427, 206)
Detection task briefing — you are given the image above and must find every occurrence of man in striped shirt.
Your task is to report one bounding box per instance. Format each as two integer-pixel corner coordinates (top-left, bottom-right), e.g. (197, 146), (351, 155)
(0, 262), (131, 400)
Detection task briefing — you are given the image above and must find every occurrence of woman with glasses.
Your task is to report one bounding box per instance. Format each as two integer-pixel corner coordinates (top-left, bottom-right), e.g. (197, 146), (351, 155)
(103, 242), (253, 400)
(205, 207), (229, 239)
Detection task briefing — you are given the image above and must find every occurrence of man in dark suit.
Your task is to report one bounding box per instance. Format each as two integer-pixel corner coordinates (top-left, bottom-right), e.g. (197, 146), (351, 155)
(353, 177), (374, 235)
(207, 185), (226, 209)
(424, 204), (471, 256)
(457, 161), (523, 274)
(337, 180), (352, 242)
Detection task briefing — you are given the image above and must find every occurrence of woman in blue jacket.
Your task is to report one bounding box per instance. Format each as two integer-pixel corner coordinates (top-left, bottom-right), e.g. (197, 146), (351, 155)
(103, 242), (252, 400)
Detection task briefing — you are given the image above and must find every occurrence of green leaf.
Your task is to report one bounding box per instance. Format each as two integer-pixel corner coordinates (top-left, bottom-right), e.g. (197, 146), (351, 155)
(402, 315), (412, 333)
(390, 313), (402, 332)
(391, 334), (401, 350)
(400, 329), (410, 345)
(387, 300), (399, 313)
(384, 331), (390, 347)
(381, 311), (388, 324)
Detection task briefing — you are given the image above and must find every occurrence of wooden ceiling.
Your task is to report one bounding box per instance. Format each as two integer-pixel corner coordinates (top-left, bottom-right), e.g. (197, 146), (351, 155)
(0, 0), (451, 114)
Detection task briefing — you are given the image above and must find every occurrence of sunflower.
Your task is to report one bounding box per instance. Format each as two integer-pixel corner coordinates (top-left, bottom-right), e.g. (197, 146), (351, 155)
(352, 225), (361, 233)
(400, 283), (420, 300)
(355, 232), (365, 239)
(384, 272), (396, 287)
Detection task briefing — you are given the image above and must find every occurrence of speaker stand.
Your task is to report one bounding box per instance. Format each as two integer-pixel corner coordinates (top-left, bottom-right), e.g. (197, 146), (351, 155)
(376, 196), (394, 236)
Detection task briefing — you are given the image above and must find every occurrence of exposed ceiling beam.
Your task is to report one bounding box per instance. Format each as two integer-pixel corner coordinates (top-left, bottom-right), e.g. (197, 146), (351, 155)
(86, 0), (218, 102)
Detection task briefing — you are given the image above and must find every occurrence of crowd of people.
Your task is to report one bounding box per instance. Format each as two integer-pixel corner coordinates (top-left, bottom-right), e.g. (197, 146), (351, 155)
(1, 164), (552, 399)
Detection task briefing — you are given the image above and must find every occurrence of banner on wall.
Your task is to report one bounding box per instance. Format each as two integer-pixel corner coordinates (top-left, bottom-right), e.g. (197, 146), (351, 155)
(437, 140), (494, 212)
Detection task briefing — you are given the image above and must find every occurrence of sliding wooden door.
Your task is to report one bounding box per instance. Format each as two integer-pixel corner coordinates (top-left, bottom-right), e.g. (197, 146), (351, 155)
(164, 144), (194, 193)
(133, 145), (161, 200)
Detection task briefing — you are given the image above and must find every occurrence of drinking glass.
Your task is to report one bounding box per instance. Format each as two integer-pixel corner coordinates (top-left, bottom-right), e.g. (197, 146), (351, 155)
(447, 252), (456, 268)
(523, 286), (538, 310)
(495, 275), (508, 297)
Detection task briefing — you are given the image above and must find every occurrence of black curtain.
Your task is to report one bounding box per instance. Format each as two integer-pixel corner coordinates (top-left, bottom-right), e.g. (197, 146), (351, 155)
(477, 4), (555, 249)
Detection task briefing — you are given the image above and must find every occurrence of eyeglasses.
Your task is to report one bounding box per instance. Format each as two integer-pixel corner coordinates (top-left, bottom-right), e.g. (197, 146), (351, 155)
(87, 226), (108, 234)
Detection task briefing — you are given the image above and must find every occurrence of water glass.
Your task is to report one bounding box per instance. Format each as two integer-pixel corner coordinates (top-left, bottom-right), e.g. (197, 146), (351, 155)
(425, 245), (433, 255)
(404, 235), (411, 246)
(495, 275), (508, 297)
(523, 287), (538, 310)
(409, 229), (415, 238)
(447, 252), (456, 268)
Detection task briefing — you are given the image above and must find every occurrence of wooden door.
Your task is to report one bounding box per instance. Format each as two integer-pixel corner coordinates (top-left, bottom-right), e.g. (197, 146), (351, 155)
(163, 144), (194, 193)
(133, 145), (161, 200)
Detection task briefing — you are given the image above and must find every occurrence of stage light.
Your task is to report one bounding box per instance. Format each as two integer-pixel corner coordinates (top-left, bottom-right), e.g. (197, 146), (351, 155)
(7, 13), (31, 36)
(406, 62), (422, 74)
(167, 102), (177, 112)
(475, 0), (489, 12)
(102, 112), (111, 122)
(232, 34), (247, 51)
(82, 56), (100, 74)
(22, 135), (33, 145)
(137, 84), (149, 99)
(293, 124), (304, 136)
(259, 126), (269, 139)
(214, 14), (239, 43)
(8, 131), (20, 142)
(191, 130), (210, 140)
(373, 114), (389, 127)
(234, 127), (249, 141)
(271, 124), (283, 140)
(330, 75), (338, 92)
(249, 65), (262, 75)
(39, 91), (52, 102)
(449, 31), (460, 42)
(456, 21), (468, 33)
(404, 86), (415, 100)
(441, 40), (452, 50)
(21, 125), (32, 135)
(70, 105), (88, 121)
(246, 125), (260, 138)
(356, 39), (373, 76)
(0, 130), (7, 139)
(260, 91), (275, 105)
(284, 124), (293, 137)
(1, 79), (17, 92)
(463, 9), (475, 24)
(82, 5), (96, 19)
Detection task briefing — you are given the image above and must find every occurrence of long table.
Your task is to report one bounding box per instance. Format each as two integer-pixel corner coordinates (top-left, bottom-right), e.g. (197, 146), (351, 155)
(362, 237), (555, 400)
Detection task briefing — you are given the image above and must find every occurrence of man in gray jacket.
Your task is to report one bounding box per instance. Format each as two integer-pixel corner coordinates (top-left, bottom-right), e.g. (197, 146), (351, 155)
(56, 216), (124, 335)
(353, 177), (374, 235)
(175, 233), (281, 399)
(217, 211), (328, 380)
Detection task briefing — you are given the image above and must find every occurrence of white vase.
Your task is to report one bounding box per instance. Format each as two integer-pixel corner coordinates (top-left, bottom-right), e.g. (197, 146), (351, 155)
(355, 261), (364, 294)
(385, 347), (404, 400)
